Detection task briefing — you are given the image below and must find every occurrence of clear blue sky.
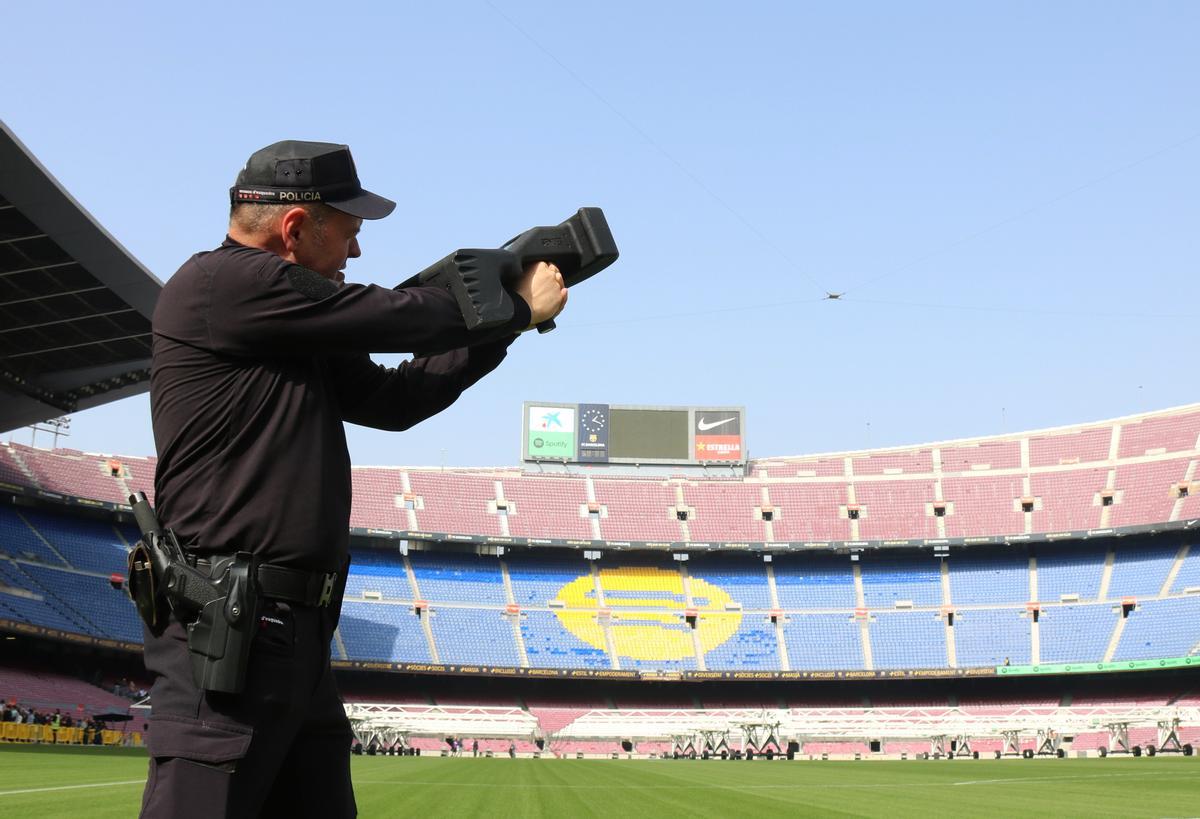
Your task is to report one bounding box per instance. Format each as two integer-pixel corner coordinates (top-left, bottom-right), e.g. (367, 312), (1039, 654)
(4, 1), (1198, 466)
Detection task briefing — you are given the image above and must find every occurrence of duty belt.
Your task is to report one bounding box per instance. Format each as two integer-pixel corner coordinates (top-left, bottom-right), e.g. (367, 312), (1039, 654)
(192, 557), (339, 607)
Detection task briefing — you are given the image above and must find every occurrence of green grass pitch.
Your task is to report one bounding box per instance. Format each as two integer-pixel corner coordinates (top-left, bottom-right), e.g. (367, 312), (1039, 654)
(0, 746), (1197, 818)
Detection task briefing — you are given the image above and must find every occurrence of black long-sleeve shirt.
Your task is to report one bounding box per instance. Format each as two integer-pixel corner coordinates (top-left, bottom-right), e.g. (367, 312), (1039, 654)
(150, 237), (528, 573)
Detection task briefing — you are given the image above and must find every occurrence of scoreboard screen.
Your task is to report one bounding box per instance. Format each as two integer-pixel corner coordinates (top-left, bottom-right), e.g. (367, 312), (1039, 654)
(524, 403), (745, 465)
(609, 409), (689, 461)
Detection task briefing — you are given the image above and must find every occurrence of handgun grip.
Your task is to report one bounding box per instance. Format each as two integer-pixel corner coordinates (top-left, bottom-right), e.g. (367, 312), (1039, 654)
(130, 492), (162, 537)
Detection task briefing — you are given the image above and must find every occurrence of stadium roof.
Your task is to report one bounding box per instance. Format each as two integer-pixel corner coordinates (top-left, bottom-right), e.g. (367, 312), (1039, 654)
(0, 120), (161, 432)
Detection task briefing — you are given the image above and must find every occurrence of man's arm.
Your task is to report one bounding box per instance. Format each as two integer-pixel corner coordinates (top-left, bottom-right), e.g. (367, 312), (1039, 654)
(328, 336), (517, 431)
(180, 249), (563, 360)
(326, 261), (566, 430)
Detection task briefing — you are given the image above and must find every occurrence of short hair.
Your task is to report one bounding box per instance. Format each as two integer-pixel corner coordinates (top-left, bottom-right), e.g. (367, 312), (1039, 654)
(229, 202), (330, 235)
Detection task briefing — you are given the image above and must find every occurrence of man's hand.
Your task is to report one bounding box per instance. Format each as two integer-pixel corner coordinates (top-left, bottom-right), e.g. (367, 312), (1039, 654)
(513, 261), (568, 330)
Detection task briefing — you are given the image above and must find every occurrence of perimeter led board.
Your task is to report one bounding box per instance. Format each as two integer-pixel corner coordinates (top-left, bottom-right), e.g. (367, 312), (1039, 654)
(522, 403), (745, 465)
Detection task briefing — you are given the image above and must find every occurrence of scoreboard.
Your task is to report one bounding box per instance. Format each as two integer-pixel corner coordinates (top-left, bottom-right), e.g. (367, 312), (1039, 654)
(523, 403), (746, 465)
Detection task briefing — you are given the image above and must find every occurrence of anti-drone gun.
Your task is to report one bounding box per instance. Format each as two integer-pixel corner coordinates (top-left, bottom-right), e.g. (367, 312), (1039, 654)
(396, 207), (618, 333)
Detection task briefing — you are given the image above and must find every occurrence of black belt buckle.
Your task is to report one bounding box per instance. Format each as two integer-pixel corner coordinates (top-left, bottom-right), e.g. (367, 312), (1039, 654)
(317, 572), (338, 607)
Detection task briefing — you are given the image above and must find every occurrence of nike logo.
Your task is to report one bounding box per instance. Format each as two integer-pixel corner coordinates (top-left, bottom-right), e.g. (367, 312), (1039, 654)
(697, 416), (736, 432)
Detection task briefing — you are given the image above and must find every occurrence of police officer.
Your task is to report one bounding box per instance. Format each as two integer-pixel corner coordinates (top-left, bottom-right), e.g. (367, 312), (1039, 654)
(139, 140), (566, 818)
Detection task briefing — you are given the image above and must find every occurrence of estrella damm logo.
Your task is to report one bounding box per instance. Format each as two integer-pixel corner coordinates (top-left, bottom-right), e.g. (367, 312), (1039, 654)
(553, 567), (741, 661)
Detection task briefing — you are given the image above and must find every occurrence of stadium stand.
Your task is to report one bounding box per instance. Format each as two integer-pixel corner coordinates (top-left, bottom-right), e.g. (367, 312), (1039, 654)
(3, 496), (1199, 675)
(940, 439), (1022, 472)
(503, 475), (592, 540)
(952, 608), (1032, 667)
(1117, 409), (1200, 458)
(1038, 604), (1117, 664)
(0, 665), (132, 716)
(850, 449), (933, 476)
(407, 471), (502, 536)
(1, 404), (1196, 547)
(15, 447), (128, 506)
(348, 467), (407, 531)
(682, 481), (766, 542)
(1173, 547), (1200, 593)
(687, 556), (772, 609)
(1110, 458), (1192, 529)
(761, 483), (850, 542)
(338, 602), (430, 663)
(1035, 545), (1106, 602)
(1028, 467), (1108, 532)
(1028, 424), (1112, 467)
(860, 555), (942, 608)
(409, 552), (507, 606)
(344, 551), (411, 600)
(868, 611), (946, 669)
(1106, 543), (1181, 598)
(507, 555), (590, 607)
(772, 554), (857, 609)
(520, 610), (608, 669)
(853, 480), (939, 540)
(592, 478), (681, 541)
(1112, 596), (1200, 661)
(703, 616), (779, 670)
(17, 507), (129, 575)
(947, 552), (1028, 605)
(428, 607), (521, 666)
(0, 403), (1197, 685)
(780, 614), (864, 670)
(942, 475), (1026, 538)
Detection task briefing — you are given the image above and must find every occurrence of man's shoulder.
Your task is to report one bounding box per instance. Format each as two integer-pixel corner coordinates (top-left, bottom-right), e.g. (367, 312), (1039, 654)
(155, 241), (291, 334)
(170, 241), (288, 285)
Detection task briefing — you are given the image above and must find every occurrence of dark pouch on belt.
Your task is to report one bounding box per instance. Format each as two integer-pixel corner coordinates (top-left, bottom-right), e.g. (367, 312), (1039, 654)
(128, 540), (168, 635)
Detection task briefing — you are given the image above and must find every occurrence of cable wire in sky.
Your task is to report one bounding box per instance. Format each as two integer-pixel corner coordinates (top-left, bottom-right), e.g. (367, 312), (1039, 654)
(839, 296), (1197, 321)
(561, 290), (1194, 329)
(485, 0), (831, 298)
(564, 297), (827, 329)
(487, 1), (1198, 330)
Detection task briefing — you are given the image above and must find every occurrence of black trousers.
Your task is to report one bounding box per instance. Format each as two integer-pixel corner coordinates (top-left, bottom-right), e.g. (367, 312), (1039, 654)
(139, 600), (356, 818)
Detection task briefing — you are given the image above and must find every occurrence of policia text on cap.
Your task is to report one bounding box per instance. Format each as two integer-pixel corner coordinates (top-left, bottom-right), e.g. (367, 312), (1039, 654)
(132, 140), (616, 818)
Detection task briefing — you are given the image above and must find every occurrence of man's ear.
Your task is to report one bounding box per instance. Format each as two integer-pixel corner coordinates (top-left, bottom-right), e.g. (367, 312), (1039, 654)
(279, 207), (310, 254)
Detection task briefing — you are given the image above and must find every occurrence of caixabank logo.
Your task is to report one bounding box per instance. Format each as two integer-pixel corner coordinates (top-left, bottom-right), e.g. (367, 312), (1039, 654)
(552, 568), (742, 661)
(527, 406), (576, 459)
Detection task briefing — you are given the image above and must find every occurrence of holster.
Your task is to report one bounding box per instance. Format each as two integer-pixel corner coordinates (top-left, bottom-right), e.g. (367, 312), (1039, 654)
(127, 537), (260, 695)
(127, 541), (169, 635)
(184, 552), (261, 695)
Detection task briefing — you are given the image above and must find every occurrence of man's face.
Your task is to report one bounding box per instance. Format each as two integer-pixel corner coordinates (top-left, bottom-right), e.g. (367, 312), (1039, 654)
(294, 208), (363, 284)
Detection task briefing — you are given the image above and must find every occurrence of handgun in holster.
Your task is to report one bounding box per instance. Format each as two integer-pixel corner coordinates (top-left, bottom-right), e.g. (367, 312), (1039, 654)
(126, 492), (260, 694)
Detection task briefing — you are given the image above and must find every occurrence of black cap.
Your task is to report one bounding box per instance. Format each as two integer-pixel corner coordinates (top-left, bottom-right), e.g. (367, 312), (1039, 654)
(230, 140), (396, 220)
